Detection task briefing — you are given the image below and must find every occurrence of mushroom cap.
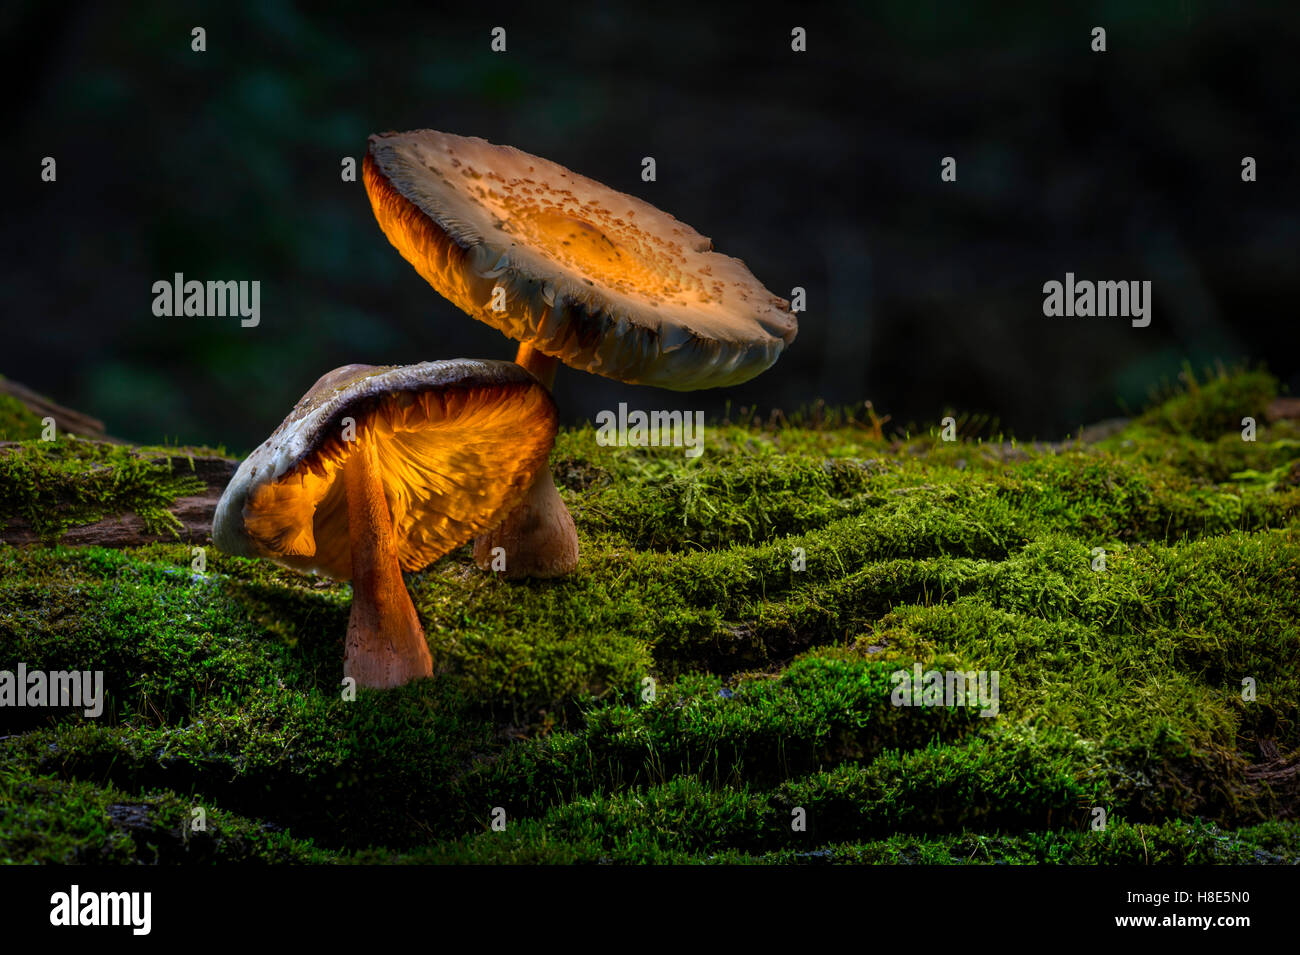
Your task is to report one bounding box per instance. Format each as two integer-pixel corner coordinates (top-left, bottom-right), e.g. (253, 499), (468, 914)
(364, 129), (797, 391)
(212, 359), (557, 579)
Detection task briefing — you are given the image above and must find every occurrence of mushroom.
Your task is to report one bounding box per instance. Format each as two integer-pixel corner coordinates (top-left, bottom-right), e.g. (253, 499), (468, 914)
(212, 359), (558, 688)
(363, 129), (798, 578)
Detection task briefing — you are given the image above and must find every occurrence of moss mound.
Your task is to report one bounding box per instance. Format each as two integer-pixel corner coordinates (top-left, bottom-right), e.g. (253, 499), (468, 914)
(1, 369), (1297, 863)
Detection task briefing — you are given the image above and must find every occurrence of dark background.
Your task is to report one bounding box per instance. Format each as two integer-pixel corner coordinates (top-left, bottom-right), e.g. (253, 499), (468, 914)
(4, 0), (1296, 451)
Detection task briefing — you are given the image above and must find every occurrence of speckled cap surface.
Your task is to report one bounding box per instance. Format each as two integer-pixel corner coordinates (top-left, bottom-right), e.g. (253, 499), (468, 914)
(212, 359), (557, 579)
(364, 129), (797, 390)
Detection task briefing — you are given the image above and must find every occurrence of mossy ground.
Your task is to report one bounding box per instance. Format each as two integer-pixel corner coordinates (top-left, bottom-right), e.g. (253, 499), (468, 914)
(0, 394), (44, 443)
(1, 368), (1297, 863)
(0, 440), (210, 540)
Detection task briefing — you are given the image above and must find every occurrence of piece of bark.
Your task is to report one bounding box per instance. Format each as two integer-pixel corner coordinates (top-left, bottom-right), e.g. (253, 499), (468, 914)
(0, 444), (237, 547)
(0, 378), (109, 438)
(1074, 417), (1131, 444)
(1266, 397), (1300, 422)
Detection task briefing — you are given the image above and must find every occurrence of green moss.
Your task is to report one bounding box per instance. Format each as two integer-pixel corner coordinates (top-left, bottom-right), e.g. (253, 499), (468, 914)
(0, 545), (346, 729)
(787, 819), (1300, 865)
(1, 369), (1297, 862)
(356, 805), (1300, 866)
(0, 395), (44, 441)
(1139, 366), (1277, 442)
(561, 444), (891, 550)
(0, 439), (206, 540)
(0, 764), (333, 863)
(528, 730), (1092, 856)
(5, 681), (499, 850)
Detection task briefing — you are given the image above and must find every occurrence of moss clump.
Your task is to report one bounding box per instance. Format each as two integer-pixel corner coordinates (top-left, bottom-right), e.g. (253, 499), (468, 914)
(0, 439), (206, 540)
(1139, 366), (1277, 441)
(360, 811), (1300, 866)
(0, 546), (350, 730)
(520, 730), (1093, 857)
(561, 445), (890, 550)
(0, 395), (44, 441)
(7, 682), (499, 850)
(0, 369), (1296, 863)
(0, 764), (332, 863)
(4, 650), (979, 850)
(1108, 365), (1300, 483)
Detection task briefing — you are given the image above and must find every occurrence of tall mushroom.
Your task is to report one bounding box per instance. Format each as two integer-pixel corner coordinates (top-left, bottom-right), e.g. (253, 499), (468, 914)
(212, 360), (557, 688)
(363, 129), (797, 578)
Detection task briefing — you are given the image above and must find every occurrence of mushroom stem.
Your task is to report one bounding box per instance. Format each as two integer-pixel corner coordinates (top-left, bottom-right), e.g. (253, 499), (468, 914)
(514, 342), (559, 389)
(473, 464), (578, 578)
(343, 437), (433, 688)
(471, 342), (578, 578)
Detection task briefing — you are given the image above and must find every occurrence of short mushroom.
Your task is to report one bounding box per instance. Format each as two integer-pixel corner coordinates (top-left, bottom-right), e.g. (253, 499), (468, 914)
(363, 129), (797, 578)
(212, 360), (557, 688)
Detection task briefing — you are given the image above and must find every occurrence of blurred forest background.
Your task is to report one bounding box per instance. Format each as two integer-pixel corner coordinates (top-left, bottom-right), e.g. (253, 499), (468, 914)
(3, 0), (1297, 451)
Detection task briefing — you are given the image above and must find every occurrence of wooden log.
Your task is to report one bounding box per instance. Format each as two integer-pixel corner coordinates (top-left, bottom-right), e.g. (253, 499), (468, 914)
(0, 442), (237, 547)
(0, 378), (109, 438)
(1266, 397), (1300, 422)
